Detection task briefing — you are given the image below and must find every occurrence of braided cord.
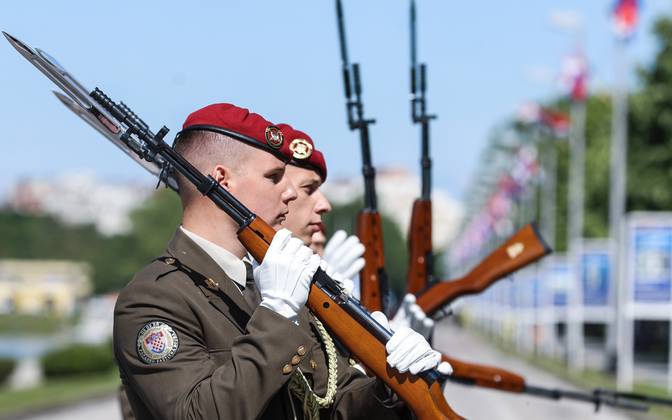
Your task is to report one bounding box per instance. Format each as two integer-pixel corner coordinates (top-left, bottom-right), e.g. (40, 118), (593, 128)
(288, 317), (339, 419)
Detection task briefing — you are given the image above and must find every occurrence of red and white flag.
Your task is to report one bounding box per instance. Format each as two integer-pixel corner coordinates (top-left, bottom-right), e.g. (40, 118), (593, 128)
(612, 0), (639, 40)
(560, 52), (588, 102)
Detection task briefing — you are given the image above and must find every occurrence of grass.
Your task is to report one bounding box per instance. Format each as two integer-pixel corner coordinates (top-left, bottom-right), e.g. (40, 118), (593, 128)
(470, 327), (672, 420)
(0, 370), (120, 418)
(0, 314), (74, 335)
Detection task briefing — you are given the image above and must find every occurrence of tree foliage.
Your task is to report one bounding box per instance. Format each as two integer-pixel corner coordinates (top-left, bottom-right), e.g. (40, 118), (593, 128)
(520, 16), (672, 252)
(0, 188), (181, 293)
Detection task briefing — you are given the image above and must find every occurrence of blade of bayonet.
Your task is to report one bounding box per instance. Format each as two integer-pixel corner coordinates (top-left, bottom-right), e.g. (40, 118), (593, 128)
(3, 31), (92, 110)
(52, 91), (179, 192)
(4, 31), (177, 190)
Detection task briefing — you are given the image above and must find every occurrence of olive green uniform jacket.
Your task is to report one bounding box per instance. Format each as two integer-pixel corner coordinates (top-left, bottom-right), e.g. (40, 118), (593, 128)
(113, 229), (406, 420)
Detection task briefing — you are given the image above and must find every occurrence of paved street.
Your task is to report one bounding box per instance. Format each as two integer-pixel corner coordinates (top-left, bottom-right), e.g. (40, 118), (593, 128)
(434, 320), (635, 420)
(16, 396), (121, 420)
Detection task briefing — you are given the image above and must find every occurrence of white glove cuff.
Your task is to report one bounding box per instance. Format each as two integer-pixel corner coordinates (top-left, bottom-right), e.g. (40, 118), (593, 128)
(260, 295), (300, 320)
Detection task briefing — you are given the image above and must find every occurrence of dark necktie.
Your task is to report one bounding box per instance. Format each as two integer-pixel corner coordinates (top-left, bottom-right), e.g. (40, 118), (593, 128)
(242, 261), (262, 309)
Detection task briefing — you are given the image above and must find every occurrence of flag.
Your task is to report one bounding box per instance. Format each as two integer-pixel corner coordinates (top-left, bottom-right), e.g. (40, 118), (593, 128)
(517, 102), (570, 138)
(539, 108), (570, 138)
(561, 52), (588, 102)
(612, 0), (639, 40)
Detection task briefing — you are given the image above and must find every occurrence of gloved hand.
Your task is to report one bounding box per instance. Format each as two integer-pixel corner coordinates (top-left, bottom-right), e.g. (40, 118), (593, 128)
(409, 305), (435, 341)
(371, 311), (452, 376)
(390, 294), (416, 330)
(320, 260), (355, 295)
(323, 230), (366, 280)
(391, 294), (435, 341)
(254, 229), (321, 320)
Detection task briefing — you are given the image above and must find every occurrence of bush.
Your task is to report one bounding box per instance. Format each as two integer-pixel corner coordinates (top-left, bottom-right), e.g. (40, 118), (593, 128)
(42, 342), (115, 378)
(0, 358), (16, 384)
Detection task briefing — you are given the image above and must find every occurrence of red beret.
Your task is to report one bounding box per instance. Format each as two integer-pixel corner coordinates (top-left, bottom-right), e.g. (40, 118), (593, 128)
(178, 103), (292, 162)
(276, 123), (328, 182)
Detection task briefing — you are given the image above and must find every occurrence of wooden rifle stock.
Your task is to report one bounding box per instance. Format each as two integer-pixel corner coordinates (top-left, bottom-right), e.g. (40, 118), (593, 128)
(240, 218), (463, 420)
(442, 355), (525, 393)
(407, 199), (433, 295)
(357, 210), (387, 312)
(417, 223), (551, 316)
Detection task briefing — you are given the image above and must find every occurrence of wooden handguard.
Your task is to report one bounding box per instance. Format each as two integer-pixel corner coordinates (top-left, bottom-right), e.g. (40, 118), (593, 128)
(417, 223), (551, 316)
(407, 199), (433, 295)
(357, 210), (386, 312)
(443, 355), (526, 393)
(239, 218), (463, 420)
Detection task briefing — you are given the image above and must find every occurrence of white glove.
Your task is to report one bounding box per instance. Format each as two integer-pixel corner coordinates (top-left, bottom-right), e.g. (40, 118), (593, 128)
(254, 229), (320, 320)
(320, 260), (355, 295)
(323, 230), (366, 280)
(371, 311), (452, 376)
(391, 294), (435, 341)
(390, 294), (416, 330)
(409, 304), (435, 341)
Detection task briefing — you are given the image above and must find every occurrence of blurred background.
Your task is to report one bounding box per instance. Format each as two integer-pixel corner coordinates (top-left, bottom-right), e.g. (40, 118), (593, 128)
(1, 0), (672, 419)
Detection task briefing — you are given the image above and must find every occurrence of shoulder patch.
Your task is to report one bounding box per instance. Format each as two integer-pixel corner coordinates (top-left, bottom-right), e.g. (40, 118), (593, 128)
(136, 321), (179, 364)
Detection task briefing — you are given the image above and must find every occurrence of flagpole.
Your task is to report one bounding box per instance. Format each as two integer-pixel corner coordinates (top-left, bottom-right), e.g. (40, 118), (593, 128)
(567, 96), (587, 372)
(612, 37), (632, 391)
(540, 130), (558, 253)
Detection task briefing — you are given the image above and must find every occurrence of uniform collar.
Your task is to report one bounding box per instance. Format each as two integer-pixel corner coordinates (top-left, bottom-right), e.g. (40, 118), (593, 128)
(179, 226), (248, 289)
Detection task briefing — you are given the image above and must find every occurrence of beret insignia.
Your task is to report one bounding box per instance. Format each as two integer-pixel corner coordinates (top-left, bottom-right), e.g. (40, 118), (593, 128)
(289, 138), (313, 160)
(137, 321), (179, 364)
(265, 125), (284, 149)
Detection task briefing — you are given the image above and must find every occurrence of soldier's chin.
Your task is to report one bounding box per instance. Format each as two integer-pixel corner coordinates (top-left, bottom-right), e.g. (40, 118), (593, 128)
(271, 218), (285, 231)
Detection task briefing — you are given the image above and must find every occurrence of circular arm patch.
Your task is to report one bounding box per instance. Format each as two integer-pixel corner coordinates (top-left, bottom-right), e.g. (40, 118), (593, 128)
(136, 321), (179, 364)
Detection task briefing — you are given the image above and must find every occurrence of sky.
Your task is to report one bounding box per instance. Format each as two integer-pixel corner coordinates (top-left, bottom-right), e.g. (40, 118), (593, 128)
(1, 1), (671, 203)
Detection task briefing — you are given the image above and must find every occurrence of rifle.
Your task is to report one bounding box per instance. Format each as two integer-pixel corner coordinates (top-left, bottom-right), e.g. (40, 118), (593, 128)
(417, 223), (551, 317)
(335, 0), (390, 314)
(3, 31), (463, 420)
(407, 0), (438, 296)
(444, 356), (648, 411)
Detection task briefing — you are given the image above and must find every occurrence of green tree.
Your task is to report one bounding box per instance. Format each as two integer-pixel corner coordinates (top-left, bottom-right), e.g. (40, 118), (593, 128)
(628, 17), (672, 211)
(0, 188), (182, 294)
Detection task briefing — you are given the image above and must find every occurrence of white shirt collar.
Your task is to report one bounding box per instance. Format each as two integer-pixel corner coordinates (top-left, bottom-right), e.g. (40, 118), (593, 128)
(180, 226), (248, 289)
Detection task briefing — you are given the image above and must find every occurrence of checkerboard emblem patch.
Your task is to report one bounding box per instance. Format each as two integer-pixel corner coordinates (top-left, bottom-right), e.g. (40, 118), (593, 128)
(137, 321), (179, 364)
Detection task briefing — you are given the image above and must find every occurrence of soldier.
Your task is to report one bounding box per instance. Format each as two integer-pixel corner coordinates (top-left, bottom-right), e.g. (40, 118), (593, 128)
(278, 124), (362, 296)
(113, 103), (447, 420)
(309, 224), (327, 255)
(278, 123), (438, 341)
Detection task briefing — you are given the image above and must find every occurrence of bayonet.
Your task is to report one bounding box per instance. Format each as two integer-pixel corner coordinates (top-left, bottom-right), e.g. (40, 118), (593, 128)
(2, 32), (177, 191)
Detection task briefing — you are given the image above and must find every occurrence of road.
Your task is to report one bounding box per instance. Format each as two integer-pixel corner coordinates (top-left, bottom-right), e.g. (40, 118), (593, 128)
(15, 395), (121, 420)
(18, 321), (639, 420)
(434, 320), (635, 420)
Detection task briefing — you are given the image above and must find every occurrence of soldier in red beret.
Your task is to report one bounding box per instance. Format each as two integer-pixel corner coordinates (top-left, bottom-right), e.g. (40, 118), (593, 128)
(113, 103), (446, 420)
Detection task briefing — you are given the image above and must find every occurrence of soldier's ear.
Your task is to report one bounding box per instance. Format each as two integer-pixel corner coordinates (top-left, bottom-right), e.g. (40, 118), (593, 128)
(212, 164), (233, 190)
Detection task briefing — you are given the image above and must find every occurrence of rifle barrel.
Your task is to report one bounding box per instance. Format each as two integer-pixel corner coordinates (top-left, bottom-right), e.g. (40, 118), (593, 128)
(524, 385), (649, 412)
(595, 389), (672, 408)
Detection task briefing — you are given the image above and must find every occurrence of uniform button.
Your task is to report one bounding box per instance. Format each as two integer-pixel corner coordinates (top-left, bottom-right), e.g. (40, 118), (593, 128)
(205, 278), (219, 288)
(282, 364), (293, 374)
(310, 359), (317, 369)
(291, 355), (301, 365)
(297, 346), (306, 356)
(164, 257), (176, 265)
